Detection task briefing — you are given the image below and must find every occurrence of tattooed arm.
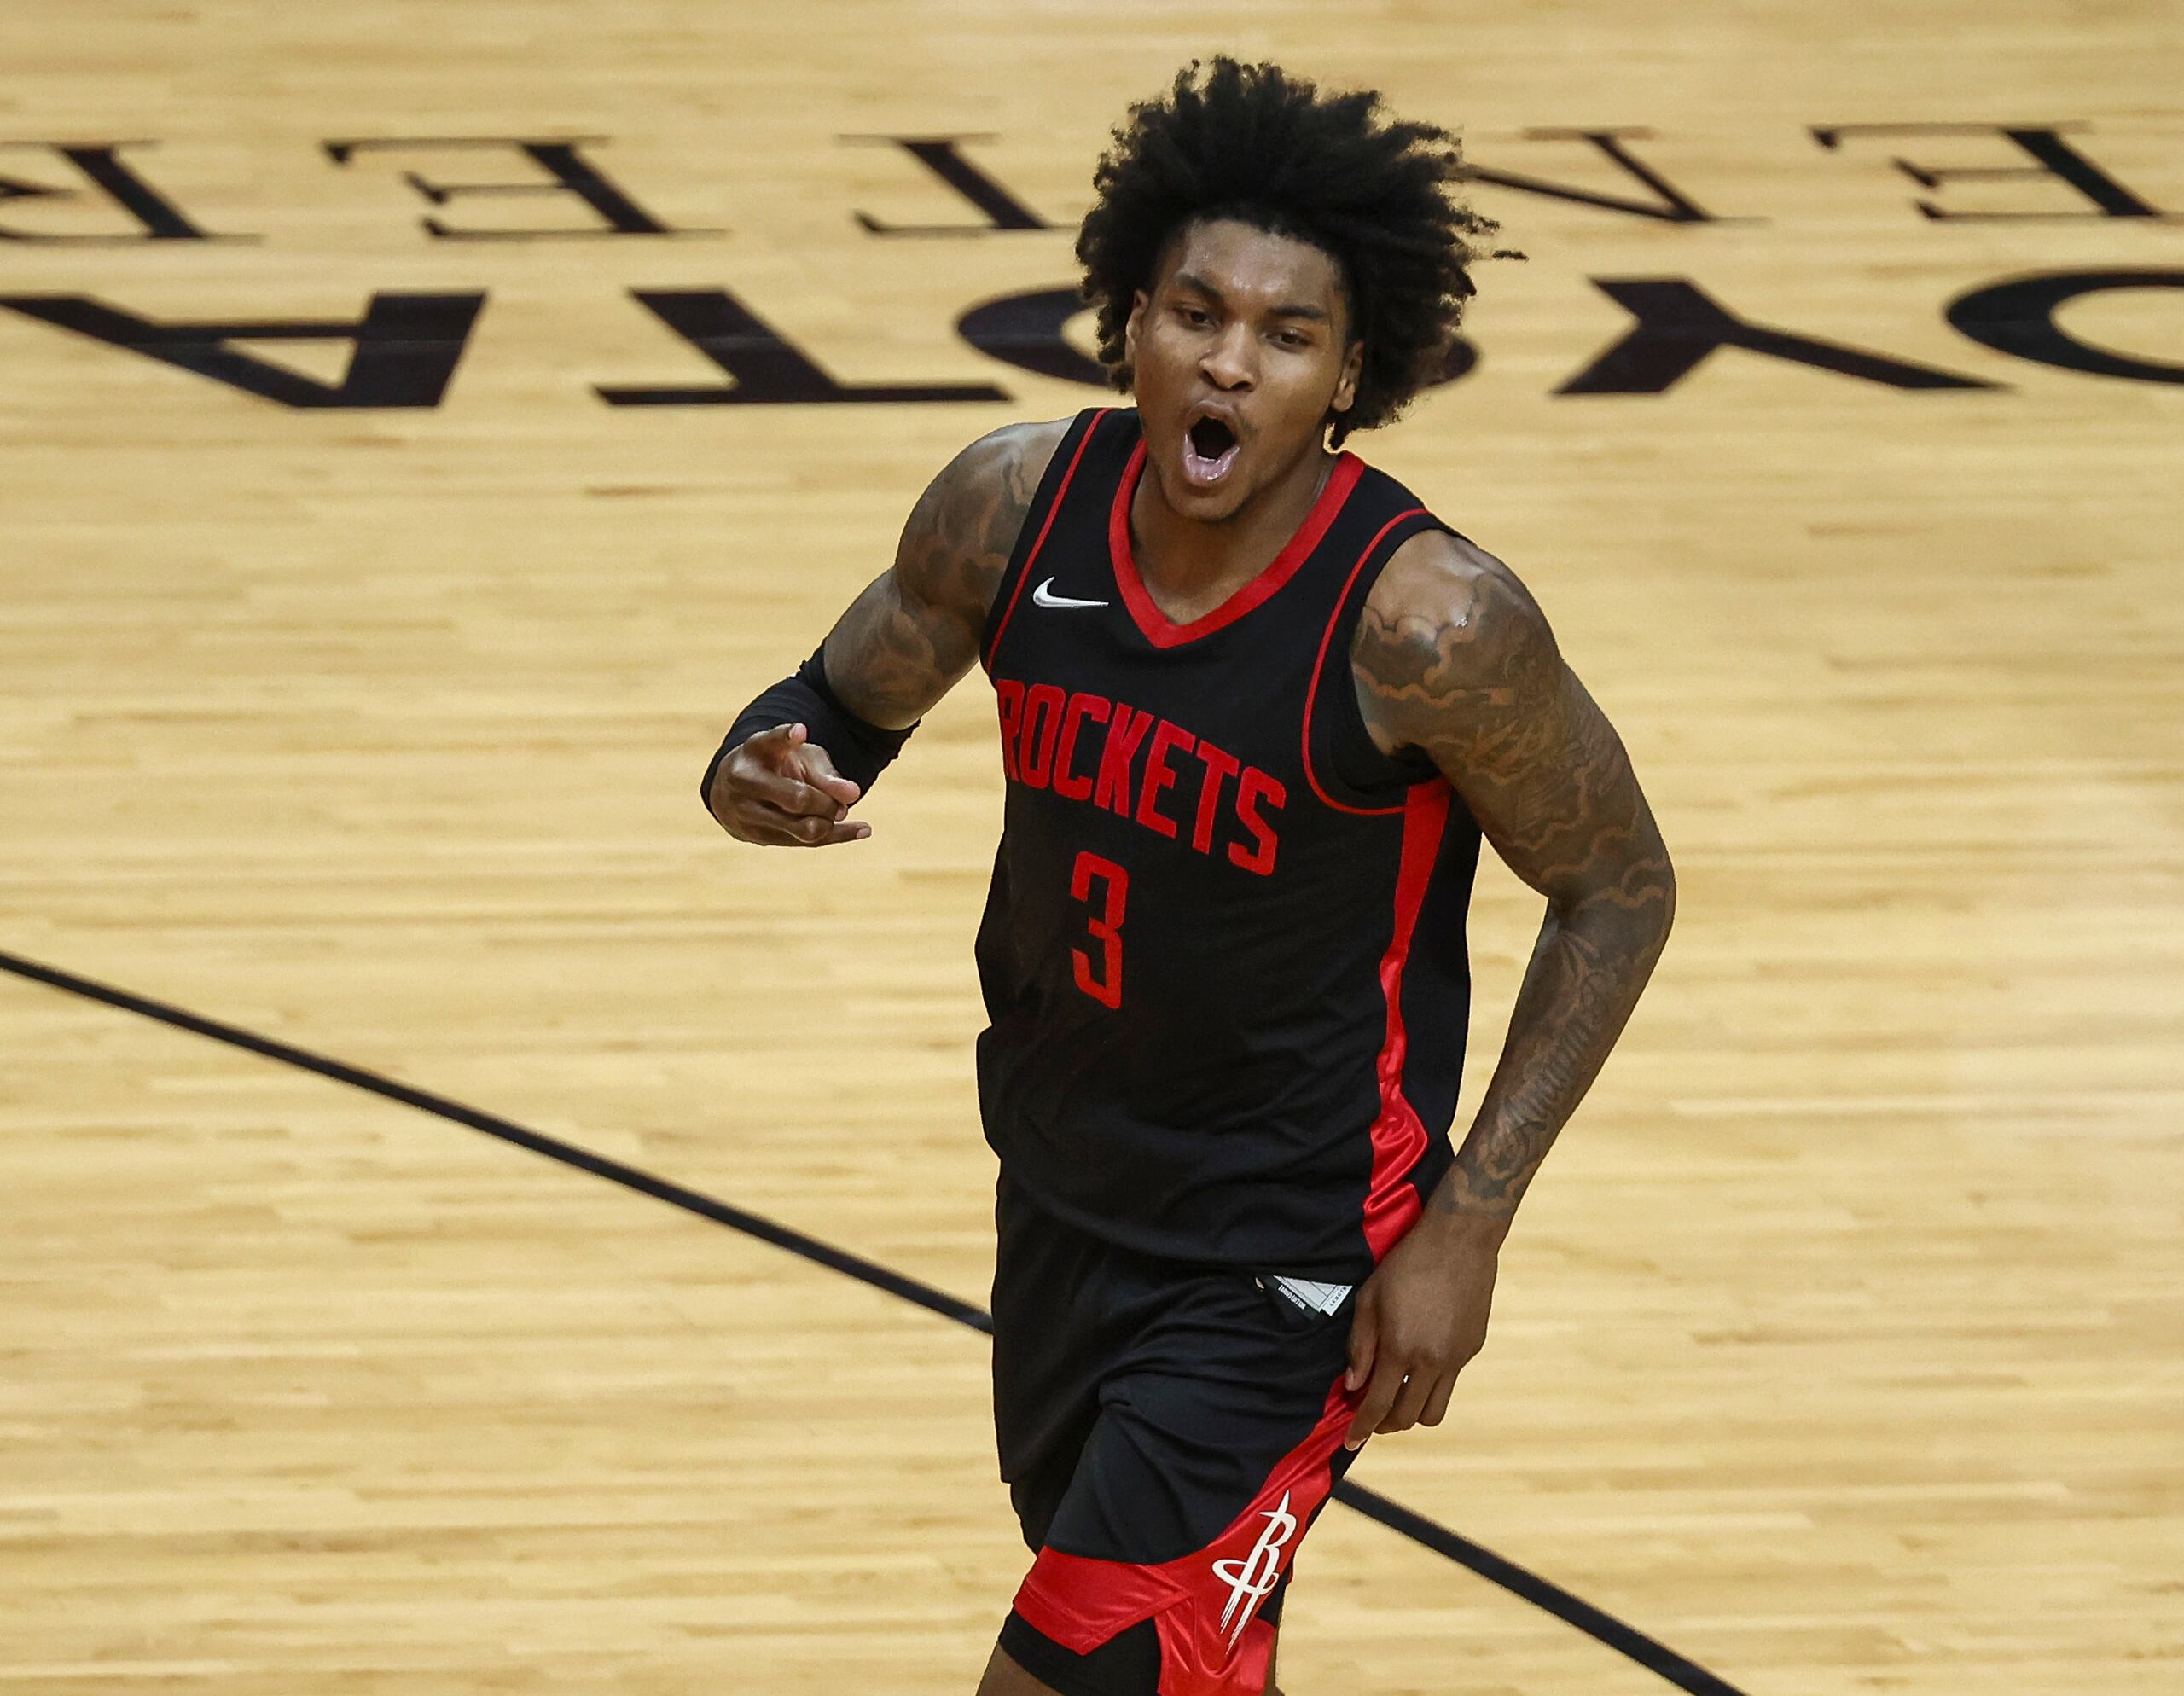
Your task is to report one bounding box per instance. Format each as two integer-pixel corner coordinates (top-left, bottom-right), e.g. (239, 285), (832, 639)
(819, 417), (1069, 728)
(1342, 529), (1676, 1448)
(704, 417), (1067, 846)
(1362, 531), (1676, 1219)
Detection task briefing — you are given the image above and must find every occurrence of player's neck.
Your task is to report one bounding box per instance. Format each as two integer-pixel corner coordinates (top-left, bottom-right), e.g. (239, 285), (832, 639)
(1128, 441), (1336, 623)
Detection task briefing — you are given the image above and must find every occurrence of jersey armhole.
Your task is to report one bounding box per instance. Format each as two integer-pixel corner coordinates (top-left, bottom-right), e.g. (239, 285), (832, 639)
(1303, 510), (1450, 813)
(979, 407), (1108, 674)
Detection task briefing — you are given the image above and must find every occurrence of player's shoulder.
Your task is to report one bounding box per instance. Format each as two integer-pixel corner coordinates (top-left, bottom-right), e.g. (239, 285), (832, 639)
(1368, 521), (1550, 648)
(931, 415), (1077, 511)
(1336, 452), (1539, 628)
(894, 416), (1082, 615)
(1351, 520), (1561, 730)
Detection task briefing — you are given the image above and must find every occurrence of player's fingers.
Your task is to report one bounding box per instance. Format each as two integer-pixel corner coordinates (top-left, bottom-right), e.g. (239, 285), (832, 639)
(788, 741), (863, 810)
(779, 810), (873, 846)
(1380, 1369), (1434, 1435)
(734, 802), (870, 847)
(1420, 1372), (1459, 1429)
(729, 726), (865, 820)
(726, 810), (810, 847)
(733, 755), (848, 821)
(1345, 1359), (1403, 1451)
(706, 726), (799, 822)
(738, 722), (806, 767)
(1344, 1298), (1378, 1393)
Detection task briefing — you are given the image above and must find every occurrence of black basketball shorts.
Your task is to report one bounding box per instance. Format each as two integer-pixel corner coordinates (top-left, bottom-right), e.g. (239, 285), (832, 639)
(989, 1171), (1368, 1696)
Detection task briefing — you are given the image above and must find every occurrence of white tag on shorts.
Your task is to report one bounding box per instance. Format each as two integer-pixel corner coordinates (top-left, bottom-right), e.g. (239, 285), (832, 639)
(1261, 1275), (1352, 1316)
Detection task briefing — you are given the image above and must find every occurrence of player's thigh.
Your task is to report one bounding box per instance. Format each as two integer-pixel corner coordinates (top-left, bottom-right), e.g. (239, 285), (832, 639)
(978, 1641), (1064, 1695)
(1002, 1268), (1359, 1695)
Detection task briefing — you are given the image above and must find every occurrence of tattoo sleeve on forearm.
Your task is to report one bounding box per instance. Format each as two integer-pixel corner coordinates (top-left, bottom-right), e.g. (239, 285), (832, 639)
(1353, 547), (1676, 1223)
(820, 425), (1052, 729)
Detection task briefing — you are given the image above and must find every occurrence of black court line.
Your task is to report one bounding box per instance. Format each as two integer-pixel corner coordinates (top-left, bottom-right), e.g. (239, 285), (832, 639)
(0, 943), (1751, 1696)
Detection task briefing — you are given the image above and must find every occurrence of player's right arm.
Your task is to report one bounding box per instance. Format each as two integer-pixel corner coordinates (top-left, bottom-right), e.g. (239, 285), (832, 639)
(704, 418), (1070, 847)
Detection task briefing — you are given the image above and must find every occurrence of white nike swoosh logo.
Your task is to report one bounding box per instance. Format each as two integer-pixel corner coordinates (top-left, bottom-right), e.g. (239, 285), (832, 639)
(1031, 576), (1108, 610)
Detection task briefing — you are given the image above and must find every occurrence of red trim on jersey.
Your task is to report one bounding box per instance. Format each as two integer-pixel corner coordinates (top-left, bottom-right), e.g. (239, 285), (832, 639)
(1362, 780), (1454, 1262)
(1107, 440), (1364, 651)
(1010, 1374), (1360, 1696)
(1299, 506), (1432, 818)
(982, 410), (1108, 673)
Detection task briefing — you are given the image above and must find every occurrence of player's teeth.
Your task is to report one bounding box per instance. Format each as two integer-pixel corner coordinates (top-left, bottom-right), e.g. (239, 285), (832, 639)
(1184, 439), (1238, 482)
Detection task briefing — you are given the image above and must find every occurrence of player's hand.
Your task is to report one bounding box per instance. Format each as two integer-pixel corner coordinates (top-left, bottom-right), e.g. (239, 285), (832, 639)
(1341, 1207), (1504, 1449)
(706, 723), (870, 846)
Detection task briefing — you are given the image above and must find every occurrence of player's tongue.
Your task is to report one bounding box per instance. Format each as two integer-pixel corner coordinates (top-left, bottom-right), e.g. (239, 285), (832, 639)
(1182, 415), (1240, 487)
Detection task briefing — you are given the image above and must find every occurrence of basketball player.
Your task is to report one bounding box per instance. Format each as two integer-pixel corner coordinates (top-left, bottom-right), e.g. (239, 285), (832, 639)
(702, 58), (1675, 1696)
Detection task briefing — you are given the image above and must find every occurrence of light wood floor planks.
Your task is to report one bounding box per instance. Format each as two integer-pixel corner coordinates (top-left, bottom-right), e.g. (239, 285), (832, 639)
(1, 3), (2179, 1693)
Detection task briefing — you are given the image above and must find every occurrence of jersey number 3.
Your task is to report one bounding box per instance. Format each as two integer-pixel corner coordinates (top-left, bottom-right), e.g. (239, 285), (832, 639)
(1069, 851), (1128, 1009)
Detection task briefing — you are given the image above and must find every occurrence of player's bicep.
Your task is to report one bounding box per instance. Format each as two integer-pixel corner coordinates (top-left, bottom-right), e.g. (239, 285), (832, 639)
(1354, 537), (1661, 906)
(1444, 659), (1653, 904)
(819, 476), (987, 730)
(821, 419), (1064, 730)
(820, 502), (980, 730)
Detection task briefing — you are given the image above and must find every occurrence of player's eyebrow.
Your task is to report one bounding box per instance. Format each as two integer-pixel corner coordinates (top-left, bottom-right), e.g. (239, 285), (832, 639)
(1170, 270), (1330, 322)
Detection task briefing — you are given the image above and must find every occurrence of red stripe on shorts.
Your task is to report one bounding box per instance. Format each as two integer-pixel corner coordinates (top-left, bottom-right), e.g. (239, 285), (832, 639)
(1010, 1374), (1359, 1696)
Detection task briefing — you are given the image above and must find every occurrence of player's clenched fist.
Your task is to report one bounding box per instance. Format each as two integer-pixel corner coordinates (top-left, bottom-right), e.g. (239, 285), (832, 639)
(706, 722), (871, 846)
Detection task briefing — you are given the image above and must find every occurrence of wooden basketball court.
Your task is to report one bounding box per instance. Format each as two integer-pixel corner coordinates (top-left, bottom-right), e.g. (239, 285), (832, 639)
(2, 3), (2178, 1693)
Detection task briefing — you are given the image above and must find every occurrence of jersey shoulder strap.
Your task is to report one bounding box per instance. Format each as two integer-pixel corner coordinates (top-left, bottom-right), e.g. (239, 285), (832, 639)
(979, 407), (1124, 671)
(1302, 462), (1472, 811)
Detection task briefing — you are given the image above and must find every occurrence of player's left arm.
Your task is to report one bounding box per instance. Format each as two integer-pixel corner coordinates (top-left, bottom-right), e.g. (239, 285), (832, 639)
(1340, 528), (1676, 1448)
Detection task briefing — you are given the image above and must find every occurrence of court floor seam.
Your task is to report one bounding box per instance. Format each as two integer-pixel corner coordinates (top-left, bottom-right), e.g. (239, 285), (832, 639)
(0, 941), (1751, 1696)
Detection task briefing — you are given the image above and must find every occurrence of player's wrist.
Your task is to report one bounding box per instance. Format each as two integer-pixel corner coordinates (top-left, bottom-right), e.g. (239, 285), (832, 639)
(702, 643), (915, 816)
(1420, 1180), (1514, 1249)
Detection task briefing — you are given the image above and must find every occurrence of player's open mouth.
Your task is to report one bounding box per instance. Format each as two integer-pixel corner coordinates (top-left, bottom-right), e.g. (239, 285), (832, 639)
(1182, 415), (1240, 488)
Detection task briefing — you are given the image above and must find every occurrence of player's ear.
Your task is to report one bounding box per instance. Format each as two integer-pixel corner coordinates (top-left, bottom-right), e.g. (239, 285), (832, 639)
(1332, 337), (1362, 415)
(1124, 289), (1149, 363)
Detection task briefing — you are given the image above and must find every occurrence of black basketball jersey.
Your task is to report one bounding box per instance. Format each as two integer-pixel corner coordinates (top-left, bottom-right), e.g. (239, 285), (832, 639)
(973, 406), (1483, 1284)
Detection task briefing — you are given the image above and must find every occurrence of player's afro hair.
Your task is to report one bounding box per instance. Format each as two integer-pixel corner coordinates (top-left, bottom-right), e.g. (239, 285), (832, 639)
(1076, 57), (1516, 445)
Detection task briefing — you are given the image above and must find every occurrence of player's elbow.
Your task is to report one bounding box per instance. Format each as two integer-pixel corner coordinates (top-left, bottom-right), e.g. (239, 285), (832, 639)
(1632, 822), (1676, 943)
(1550, 837), (1675, 955)
(1650, 851), (1677, 953)
(1627, 808), (1676, 953)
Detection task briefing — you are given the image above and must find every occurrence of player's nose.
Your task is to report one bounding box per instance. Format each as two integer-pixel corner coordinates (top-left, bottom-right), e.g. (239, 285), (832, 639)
(1200, 322), (1256, 389)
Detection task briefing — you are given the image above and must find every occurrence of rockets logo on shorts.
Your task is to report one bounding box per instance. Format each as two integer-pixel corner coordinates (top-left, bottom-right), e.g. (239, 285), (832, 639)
(1006, 1369), (1366, 1696)
(1212, 1490), (1298, 1647)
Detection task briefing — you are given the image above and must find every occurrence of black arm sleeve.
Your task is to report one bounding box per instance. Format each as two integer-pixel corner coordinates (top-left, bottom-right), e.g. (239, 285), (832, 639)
(700, 643), (919, 813)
